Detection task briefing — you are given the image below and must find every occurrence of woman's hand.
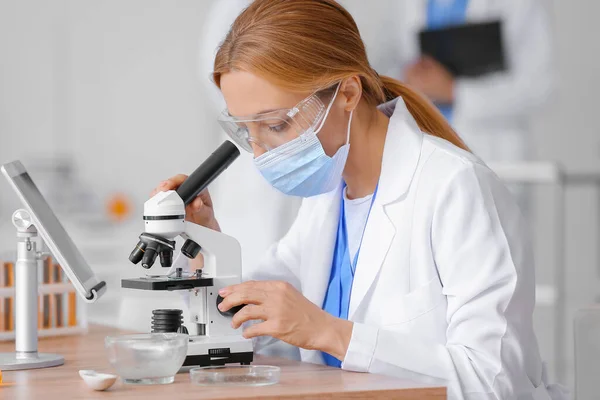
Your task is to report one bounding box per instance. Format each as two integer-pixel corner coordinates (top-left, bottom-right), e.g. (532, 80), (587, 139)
(150, 174), (221, 232)
(218, 280), (354, 361)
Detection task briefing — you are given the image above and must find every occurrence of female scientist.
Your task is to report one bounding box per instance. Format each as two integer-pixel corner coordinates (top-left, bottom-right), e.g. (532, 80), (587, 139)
(154, 1), (566, 398)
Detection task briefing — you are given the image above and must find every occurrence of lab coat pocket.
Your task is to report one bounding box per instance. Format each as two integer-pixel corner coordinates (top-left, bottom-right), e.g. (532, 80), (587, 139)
(380, 276), (445, 326)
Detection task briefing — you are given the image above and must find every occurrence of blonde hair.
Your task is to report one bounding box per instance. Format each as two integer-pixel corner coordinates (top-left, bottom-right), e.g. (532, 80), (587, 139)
(212, 0), (469, 151)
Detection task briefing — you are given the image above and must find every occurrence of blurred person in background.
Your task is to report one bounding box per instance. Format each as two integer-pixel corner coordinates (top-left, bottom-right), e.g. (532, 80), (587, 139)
(398, 0), (555, 168)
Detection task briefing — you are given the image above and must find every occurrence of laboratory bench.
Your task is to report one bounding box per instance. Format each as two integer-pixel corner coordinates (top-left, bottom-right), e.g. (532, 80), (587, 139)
(0, 325), (446, 399)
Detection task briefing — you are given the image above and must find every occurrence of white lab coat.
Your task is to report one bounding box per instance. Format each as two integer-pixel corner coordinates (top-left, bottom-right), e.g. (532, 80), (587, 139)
(249, 98), (567, 400)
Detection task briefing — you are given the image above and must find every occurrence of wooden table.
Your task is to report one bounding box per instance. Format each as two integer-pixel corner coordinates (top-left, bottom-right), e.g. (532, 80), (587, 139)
(0, 325), (446, 399)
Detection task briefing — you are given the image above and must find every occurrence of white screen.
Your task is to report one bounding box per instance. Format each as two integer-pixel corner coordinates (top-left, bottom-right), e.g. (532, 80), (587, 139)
(10, 172), (95, 284)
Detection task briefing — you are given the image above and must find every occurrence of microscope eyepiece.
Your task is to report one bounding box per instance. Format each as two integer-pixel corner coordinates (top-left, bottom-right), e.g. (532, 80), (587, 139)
(176, 141), (240, 205)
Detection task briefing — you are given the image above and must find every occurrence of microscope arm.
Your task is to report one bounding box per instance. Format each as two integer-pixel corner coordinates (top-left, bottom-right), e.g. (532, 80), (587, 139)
(183, 221), (245, 337)
(182, 221), (242, 279)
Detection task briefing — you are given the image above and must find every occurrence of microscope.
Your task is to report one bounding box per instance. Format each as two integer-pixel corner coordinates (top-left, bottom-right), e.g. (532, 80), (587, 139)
(121, 141), (253, 367)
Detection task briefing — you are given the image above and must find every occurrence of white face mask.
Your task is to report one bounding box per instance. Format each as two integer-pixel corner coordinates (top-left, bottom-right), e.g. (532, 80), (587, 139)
(253, 84), (353, 197)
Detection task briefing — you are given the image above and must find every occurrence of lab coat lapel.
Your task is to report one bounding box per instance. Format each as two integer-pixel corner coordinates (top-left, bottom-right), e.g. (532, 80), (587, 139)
(348, 98), (424, 319)
(300, 184), (343, 364)
(348, 203), (395, 320)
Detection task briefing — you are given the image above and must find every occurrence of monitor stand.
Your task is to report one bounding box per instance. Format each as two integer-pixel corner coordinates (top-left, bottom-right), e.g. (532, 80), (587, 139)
(0, 209), (64, 370)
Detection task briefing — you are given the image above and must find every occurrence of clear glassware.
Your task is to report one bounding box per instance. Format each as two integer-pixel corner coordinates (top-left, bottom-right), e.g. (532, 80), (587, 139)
(190, 365), (281, 387)
(105, 333), (188, 384)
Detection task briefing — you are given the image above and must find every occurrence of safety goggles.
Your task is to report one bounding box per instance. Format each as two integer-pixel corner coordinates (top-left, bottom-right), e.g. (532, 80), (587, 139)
(217, 84), (340, 153)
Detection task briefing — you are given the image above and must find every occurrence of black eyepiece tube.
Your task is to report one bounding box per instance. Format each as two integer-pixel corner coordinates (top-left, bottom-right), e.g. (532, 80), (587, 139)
(176, 141), (240, 206)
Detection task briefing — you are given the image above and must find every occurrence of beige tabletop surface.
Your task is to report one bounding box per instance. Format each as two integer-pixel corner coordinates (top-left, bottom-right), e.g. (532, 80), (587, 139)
(0, 325), (446, 399)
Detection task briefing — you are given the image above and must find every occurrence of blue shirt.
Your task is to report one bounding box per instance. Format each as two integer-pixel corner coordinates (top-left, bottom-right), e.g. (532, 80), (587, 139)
(321, 185), (377, 367)
(426, 0), (469, 123)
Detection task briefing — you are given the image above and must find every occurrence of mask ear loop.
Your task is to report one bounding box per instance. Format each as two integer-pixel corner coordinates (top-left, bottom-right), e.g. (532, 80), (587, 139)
(314, 83), (341, 135)
(345, 110), (354, 145)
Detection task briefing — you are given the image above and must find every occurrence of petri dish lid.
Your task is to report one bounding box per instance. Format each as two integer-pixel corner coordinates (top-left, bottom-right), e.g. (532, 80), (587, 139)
(189, 365), (280, 387)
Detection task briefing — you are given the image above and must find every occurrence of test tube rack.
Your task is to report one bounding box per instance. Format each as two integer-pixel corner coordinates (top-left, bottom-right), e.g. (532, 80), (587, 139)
(0, 257), (87, 341)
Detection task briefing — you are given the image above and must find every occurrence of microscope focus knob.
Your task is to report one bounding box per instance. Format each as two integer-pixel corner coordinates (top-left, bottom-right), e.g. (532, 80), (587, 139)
(181, 239), (201, 259)
(216, 295), (245, 318)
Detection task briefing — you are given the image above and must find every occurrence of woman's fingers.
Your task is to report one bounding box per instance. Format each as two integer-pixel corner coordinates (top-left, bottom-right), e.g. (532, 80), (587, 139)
(147, 174), (219, 230)
(197, 193), (212, 208)
(231, 305), (268, 329)
(161, 174), (188, 191)
(190, 196), (204, 212)
(242, 321), (274, 339)
(168, 174), (188, 187)
(150, 174), (189, 197)
(218, 283), (267, 312)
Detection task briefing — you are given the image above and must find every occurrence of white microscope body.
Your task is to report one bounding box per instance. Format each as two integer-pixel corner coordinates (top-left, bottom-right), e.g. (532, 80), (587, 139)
(122, 141), (254, 366)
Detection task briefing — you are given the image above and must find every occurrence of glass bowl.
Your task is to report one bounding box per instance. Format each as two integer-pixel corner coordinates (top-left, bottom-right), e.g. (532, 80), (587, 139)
(190, 365), (280, 387)
(105, 333), (188, 384)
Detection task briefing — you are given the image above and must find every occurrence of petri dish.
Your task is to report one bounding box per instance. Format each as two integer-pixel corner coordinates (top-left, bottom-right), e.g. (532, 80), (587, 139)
(189, 365), (280, 387)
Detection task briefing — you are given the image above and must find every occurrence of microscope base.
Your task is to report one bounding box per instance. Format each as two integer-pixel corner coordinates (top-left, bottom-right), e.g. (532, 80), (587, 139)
(183, 351), (254, 367)
(183, 335), (254, 367)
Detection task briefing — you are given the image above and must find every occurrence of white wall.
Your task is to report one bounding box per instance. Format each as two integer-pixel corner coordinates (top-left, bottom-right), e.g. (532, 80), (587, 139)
(0, 0), (63, 225)
(64, 0), (221, 206)
(530, 0), (600, 389)
(534, 0), (600, 170)
(0, 0), (224, 329)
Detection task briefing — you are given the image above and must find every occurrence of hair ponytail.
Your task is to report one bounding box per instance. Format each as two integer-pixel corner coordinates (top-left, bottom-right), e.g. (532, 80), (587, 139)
(379, 75), (469, 151)
(213, 0), (469, 152)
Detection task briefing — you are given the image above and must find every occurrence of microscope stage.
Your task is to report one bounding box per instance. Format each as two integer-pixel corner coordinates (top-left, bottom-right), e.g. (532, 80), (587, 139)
(121, 276), (214, 291)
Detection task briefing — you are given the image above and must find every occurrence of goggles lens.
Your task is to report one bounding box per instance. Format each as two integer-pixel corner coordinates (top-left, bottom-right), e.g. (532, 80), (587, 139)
(217, 87), (337, 152)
